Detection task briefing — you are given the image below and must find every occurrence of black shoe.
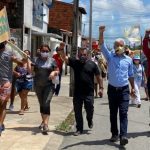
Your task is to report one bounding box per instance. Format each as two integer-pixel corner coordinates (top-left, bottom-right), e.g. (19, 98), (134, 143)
(74, 130), (83, 136)
(88, 120), (93, 129)
(136, 104), (141, 108)
(109, 135), (119, 142)
(120, 136), (128, 146)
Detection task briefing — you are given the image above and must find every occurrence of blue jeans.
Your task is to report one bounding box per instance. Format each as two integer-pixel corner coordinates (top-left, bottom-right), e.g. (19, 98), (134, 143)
(107, 84), (129, 137)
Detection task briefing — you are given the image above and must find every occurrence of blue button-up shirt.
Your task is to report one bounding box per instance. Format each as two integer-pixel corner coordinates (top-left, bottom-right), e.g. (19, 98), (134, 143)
(101, 43), (134, 87)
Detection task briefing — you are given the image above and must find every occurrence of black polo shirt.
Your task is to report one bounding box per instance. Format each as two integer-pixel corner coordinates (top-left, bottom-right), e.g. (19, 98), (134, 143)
(68, 57), (100, 96)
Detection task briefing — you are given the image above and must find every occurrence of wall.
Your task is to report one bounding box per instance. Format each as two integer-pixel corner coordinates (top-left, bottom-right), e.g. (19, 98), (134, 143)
(49, 1), (74, 32)
(24, 0), (32, 28)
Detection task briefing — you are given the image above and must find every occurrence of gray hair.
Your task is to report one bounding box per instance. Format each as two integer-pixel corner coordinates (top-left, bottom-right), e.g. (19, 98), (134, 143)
(114, 38), (126, 45)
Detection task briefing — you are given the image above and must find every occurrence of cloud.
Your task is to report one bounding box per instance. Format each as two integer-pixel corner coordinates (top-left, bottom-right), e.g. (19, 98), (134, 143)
(60, 0), (150, 46)
(87, 0), (150, 41)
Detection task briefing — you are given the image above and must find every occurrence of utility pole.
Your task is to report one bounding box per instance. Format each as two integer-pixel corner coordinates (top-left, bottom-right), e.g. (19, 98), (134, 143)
(70, 0), (79, 96)
(89, 0), (93, 52)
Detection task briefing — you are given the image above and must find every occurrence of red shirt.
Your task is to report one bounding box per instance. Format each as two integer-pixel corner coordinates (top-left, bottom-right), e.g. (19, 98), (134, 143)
(143, 37), (150, 77)
(53, 54), (63, 71)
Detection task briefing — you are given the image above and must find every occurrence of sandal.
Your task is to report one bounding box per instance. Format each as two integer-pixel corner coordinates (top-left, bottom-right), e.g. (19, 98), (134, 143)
(19, 110), (24, 115)
(42, 124), (49, 133)
(39, 121), (44, 130)
(24, 106), (30, 111)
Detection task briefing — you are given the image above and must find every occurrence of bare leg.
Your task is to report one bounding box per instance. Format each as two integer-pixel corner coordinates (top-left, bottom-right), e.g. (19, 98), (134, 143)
(42, 114), (49, 125)
(41, 114), (50, 132)
(19, 90), (29, 115)
(0, 100), (7, 126)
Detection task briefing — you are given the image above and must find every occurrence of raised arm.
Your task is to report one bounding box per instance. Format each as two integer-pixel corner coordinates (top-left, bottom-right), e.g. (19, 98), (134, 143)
(59, 49), (69, 64)
(99, 26), (111, 61)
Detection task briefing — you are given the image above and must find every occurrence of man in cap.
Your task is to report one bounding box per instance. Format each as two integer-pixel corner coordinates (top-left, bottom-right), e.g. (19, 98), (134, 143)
(99, 26), (135, 146)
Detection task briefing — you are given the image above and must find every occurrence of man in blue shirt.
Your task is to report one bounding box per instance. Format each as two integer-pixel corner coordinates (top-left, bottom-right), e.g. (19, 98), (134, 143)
(99, 26), (135, 146)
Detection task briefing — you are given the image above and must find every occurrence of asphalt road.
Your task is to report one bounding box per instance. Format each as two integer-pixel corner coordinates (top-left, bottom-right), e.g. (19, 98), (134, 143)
(59, 87), (150, 150)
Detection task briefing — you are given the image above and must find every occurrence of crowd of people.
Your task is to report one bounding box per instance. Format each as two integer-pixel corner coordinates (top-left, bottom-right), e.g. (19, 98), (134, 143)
(0, 27), (150, 147)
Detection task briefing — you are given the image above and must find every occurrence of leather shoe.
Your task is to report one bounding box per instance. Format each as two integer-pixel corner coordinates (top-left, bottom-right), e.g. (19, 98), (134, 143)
(120, 136), (128, 146)
(88, 120), (93, 129)
(109, 135), (119, 142)
(74, 130), (83, 136)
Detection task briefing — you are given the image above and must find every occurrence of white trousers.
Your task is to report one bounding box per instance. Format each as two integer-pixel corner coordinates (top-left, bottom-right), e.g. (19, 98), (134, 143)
(133, 81), (141, 104)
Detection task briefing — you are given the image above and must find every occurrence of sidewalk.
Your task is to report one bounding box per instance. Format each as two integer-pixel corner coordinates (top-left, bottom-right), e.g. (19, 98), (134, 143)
(0, 75), (73, 150)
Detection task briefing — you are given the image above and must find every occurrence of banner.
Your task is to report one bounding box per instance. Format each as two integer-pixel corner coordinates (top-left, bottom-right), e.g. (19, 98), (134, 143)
(124, 25), (141, 44)
(7, 41), (28, 59)
(0, 7), (10, 43)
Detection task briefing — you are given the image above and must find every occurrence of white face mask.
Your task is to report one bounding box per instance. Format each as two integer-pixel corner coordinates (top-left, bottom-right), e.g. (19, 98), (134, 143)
(40, 52), (49, 58)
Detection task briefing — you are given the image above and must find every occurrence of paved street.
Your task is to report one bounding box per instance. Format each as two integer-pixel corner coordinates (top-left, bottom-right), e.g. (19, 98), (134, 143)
(1, 75), (150, 150)
(59, 83), (150, 150)
(0, 75), (73, 150)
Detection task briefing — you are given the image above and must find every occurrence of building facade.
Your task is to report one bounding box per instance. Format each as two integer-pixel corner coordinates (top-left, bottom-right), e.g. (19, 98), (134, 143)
(48, 1), (86, 51)
(0, 0), (62, 57)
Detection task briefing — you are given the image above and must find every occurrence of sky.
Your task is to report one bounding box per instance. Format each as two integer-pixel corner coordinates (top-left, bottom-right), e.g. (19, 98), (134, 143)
(58, 0), (150, 47)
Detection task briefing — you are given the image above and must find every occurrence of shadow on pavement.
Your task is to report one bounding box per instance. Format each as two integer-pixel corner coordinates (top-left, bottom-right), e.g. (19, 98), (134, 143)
(53, 129), (91, 137)
(128, 131), (150, 138)
(6, 110), (37, 114)
(61, 139), (126, 150)
(60, 131), (150, 150)
(6, 110), (20, 114)
(100, 102), (109, 105)
(7, 126), (42, 135)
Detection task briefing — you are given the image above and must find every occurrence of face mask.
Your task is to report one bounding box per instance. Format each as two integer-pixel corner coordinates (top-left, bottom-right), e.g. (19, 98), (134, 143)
(40, 52), (49, 58)
(79, 56), (87, 63)
(0, 42), (5, 50)
(115, 46), (124, 55)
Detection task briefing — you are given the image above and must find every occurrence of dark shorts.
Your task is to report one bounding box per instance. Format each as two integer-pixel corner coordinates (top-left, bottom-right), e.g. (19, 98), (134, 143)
(16, 80), (32, 92)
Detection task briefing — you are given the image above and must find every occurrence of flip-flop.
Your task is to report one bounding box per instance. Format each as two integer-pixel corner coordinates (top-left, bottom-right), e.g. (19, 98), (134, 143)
(24, 106), (30, 111)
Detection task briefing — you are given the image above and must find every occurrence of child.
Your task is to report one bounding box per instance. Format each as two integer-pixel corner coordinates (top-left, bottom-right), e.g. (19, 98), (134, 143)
(131, 55), (147, 108)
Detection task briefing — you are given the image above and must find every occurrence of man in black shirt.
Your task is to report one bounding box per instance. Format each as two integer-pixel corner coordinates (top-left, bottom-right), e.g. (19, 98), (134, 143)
(60, 48), (103, 136)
